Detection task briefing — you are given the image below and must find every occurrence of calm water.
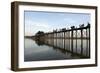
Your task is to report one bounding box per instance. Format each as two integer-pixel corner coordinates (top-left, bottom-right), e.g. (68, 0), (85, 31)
(24, 38), (90, 61)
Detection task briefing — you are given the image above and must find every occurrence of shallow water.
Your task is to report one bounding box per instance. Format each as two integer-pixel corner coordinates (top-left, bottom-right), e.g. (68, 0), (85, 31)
(24, 38), (90, 61)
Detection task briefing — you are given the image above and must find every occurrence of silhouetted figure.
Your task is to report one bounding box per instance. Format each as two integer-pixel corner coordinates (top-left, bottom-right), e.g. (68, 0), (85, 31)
(53, 29), (57, 32)
(62, 28), (66, 31)
(71, 26), (75, 29)
(87, 23), (90, 27)
(79, 24), (84, 28)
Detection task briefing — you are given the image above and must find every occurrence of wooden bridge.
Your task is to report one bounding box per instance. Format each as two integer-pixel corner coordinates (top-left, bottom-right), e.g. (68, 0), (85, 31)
(33, 23), (90, 58)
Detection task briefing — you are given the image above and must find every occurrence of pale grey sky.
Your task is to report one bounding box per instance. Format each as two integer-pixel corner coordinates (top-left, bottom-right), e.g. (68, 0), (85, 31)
(24, 11), (90, 36)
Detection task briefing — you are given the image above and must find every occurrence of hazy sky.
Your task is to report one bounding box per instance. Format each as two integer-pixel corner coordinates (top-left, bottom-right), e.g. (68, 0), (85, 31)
(24, 11), (90, 36)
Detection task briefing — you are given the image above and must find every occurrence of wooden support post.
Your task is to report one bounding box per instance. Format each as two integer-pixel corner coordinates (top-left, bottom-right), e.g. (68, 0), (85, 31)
(53, 32), (54, 47)
(64, 31), (65, 49)
(69, 31), (70, 51)
(86, 28), (88, 56)
(62, 32), (63, 48)
(89, 26), (90, 57)
(56, 31), (57, 47)
(47, 33), (48, 44)
(71, 29), (73, 53)
(76, 30), (77, 53)
(81, 29), (83, 55)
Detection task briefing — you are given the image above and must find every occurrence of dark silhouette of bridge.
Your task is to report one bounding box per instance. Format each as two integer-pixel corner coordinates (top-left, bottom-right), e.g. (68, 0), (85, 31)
(25, 23), (90, 58)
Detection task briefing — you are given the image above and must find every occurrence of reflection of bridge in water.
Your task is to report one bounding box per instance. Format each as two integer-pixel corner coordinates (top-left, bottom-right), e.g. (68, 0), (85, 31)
(32, 23), (90, 58)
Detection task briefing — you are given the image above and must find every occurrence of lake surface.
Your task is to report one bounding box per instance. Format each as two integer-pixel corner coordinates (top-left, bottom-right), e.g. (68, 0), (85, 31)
(24, 38), (90, 62)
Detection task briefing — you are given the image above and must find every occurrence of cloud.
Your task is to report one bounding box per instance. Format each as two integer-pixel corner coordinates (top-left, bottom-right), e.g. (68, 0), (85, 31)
(25, 20), (53, 36)
(63, 18), (77, 23)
